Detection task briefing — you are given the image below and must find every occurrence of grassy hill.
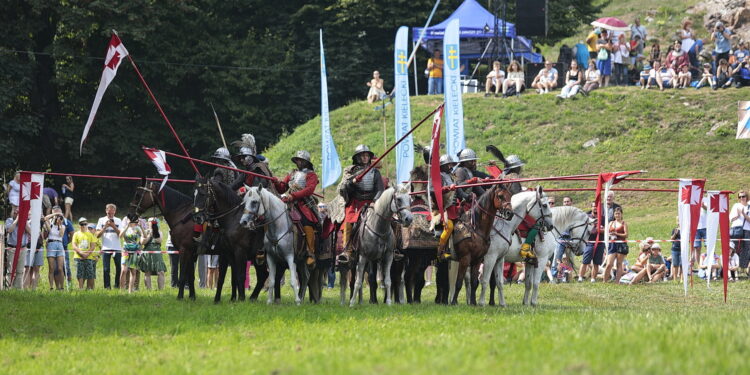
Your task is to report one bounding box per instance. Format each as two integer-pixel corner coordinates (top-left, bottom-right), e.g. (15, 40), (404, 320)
(264, 87), (750, 241)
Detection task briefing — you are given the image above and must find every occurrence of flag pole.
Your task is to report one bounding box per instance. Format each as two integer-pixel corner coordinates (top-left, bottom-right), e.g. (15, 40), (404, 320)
(115, 31), (200, 176)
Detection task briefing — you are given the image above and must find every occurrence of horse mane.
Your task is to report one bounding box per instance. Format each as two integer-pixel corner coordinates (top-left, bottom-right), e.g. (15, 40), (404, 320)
(373, 187), (395, 214)
(158, 184), (192, 209)
(510, 190), (537, 209)
(211, 178), (241, 204)
(551, 206), (586, 229)
(473, 185), (497, 217)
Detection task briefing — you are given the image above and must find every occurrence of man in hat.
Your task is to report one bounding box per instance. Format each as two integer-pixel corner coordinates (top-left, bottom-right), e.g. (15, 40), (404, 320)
(502, 154), (525, 195)
(454, 148), (491, 199)
(274, 150), (320, 267)
(337, 144), (384, 263)
(230, 144), (273, 191)
(210, 147), (238, 186)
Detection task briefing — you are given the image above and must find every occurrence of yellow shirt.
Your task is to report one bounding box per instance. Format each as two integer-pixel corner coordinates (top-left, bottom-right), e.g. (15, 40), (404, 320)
(586, 32), (599, 52)
(72, 230), (97, 260)
(428, 57), (444, 78)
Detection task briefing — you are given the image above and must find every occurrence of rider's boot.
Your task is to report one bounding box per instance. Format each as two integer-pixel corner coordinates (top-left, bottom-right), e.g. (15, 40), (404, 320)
(520, 228), (539, 260)
(303, 225), (317, 269)
(337, 222), (353, 264)
(437, 219), (454, 261)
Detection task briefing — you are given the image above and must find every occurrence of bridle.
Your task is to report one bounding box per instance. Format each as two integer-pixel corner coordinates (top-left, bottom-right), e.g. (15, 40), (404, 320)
(130, 185), (160, 219)
(194, 179), (242, 224)
(553, 217), (593, 254)
(363, 191), (411, 240)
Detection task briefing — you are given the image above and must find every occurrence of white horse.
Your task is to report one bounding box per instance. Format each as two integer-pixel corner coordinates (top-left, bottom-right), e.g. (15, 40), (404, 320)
(239, 185), (302, 305)
(487, 205), (594, 307)
(477, 187), (553, 306)
(349, 185), (413, 307)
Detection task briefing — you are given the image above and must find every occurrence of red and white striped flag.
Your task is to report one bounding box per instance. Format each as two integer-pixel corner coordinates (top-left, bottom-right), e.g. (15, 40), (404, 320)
(142, 148), (171, 192)
(80, 33), (129, 154)
(11, 172), (44, 284)
(706, 190), (731, 302)
(678, 179), (705, 295)
(594, 171), (641, 252)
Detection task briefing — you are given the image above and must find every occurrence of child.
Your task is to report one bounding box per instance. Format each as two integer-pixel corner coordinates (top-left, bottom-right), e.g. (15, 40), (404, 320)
(670, 218), (682, 282)
(676, 65), (692, 88)
(556, 254), (574, 283)
(639, 63), (652, 88)
(728, 244), (740, 281)
(695, 63), (716, 89)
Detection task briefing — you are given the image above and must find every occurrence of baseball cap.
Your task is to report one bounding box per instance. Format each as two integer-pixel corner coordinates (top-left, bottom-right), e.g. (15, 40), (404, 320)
(78, 217), (87, 225)
(87, 223), (96, 229)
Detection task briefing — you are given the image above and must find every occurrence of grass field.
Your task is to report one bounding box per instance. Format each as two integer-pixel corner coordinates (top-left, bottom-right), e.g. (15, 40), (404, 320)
(1, 277), (749, 374)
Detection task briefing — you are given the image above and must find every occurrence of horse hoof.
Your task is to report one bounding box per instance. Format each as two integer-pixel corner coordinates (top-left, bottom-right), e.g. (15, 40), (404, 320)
(189, 295), (196, 301)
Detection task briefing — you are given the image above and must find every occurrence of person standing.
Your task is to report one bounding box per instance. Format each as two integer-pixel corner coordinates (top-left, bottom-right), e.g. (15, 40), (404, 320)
(603, 207), (628, 283)
(166, 232), (180, 288)
(139, 217), (166, 290)
(7, 172), (21, 208)
(711, 22), (732, 71)
(585, 27), (601, 60)
(578, 202), (605, 283)
(96, 203), (122, 289)
(4, 206), (28, 288)
(23, 219), (46, 290)
(595, 30), (613, 87)
(630, 17), (647, 55)
(72, 218), (97, 290)
(427, 49), (444, 95)
(120, 214), (143, 293)
(61, 176), (75, 221)
(44, 211), (66, 290)
(52, 205), (76, 289)
(730, 191), (750, 276)
(42, 187), (59, 215)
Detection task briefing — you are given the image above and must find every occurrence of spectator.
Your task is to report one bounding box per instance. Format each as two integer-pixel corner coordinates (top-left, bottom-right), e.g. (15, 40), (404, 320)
(630, 241), (652, 277)
(638, 62), (652, 88)
(732, 42), (749, 64)
(603, 207), (628, 283)
(166, 232), (180, 288)
(646, 243), (667, 282)
(675, 65), (692, 89)
(44, 211), (66, 290)
(679, 18), (695, 54)
(7, 171), (20, 208)
(366, 70), (386, 103)
(139, 217), (166, 290)
(716, 58), (733, 88)
(699, 251), (720, 280)
(585, 27), (601, 60)
(555, 254), (574, 283)
(647, 60), (675, 91)
(48, 205), (75, 288)
(96, 203), (122, 289)
(426, 49), (444, 95)
(61, 176), (75, 221)
(730, 191), (750, 275)
(727, 244), (740, 281)
(695, 63), (716, 89)
(121, 213), (143, 293)
(72, 218), (96, 290)
(731, 55), (750, 88)
(578, 202), (605, 283)
(595, 30), (613, 87)
(556, 60), (583, 99)
(693, 195), (708, 266)
(484, 61), (505, 97)
(612, 35), (630, 85)
(548, 196), (556, 207)
(562, 196), (573, 206)
(649, 41), (661, 67)
(711, 21), (732, 70)
(669, 217), (682, 282)
(574, 42), (590, 69)
(581, 59), (601, 95)
(42, 187), (58, 215)
(207, 254), (219, 289)
(531, 60), (559, 94)
(602, 191), (622, 222)
(87, 222), (100, 279)
(630, 17), (647, 49)
(4, 206), (28, 288)
(630, 35), (644, 65)
(23, 219), (45, 290)
(502, 60), (524, 97)
(665, 40), (689, 71)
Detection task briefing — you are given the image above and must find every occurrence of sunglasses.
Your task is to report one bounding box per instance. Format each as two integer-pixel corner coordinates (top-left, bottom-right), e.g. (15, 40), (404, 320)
(740, 195), (747, 198)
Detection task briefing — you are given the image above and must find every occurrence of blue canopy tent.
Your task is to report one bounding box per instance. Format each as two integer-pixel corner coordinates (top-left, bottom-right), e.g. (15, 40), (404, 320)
(412, 0), (541, 65)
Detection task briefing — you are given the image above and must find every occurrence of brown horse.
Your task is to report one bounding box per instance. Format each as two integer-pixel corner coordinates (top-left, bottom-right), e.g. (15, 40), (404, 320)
(129, 181), (198, 300)
(447, 184), (512, 305)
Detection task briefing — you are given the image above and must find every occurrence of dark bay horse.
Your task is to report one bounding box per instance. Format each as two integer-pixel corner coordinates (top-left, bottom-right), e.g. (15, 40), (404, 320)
(193, 176), (272, 303)
(129, 181), (197, 300)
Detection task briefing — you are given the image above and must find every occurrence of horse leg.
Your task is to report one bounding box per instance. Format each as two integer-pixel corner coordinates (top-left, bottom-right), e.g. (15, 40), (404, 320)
(489, 266), (497, 306)
(266, 257), (276, 305)
(339, 267), (348, 305)
(250, 261), (267, 301)
(349, 255), (367, 307)
(368, 261), (379, 304)
(383, 252), (394, 306)
(470, 265), (480, 306)
(177, 252), (189, 300)
(404, 254), (415, 304)
(495, 258), (507, 307)
(479, 252), (499, 306)
(415, 261), (427, 304)
(236, 253), (247, 302)
(188, 255), (196, 300)
(531, 265), (543, 307)
(523, 265), (534, 305)
(451, 258), (470, 305)
(214, 255), (229, 304)
(297, 262), (309, 303)
(435, 260), (449, 304)
(285, 254), (301, 305)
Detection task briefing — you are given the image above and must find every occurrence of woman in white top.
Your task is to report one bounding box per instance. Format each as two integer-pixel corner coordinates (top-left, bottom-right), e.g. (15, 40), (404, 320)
(557, 60), (583, 98)
(730, 191), (750, 271)
(612, 36), (630, 86)
(680, 18), (695, 54)
(45, 213), (67, 290)
(366, 71), (385, 103)
(484, 60), (505, 97)
(7, 171), (20, 208)
(502, 60), (525, 96)
(581, 59), (601, 95)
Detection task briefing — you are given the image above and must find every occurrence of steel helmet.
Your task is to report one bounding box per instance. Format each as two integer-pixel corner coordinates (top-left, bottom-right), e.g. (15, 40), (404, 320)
(458, 148), (478, 162)
(439, 154), (458, 166)
(291, 150), (312, 165)
(237, 147), (255, 157)
(211, 147), (231, 162)
(352, 144), (375, 163)
(505, 154), (525, 169)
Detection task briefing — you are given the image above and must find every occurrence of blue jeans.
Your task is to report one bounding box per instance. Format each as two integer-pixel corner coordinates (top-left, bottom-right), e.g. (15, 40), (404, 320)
(101, 251), (122, 288)
(551, 232), (570, 279)
(327, 264), (336, 288)
(428, 77), (443, 95)
(614, 63), (628, 85)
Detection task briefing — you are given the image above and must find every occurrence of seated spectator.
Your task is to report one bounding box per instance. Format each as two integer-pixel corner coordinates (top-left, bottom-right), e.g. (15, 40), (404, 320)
(675, 64), (692, 88)
(727, 244), (740, 281)
(645, 61), (674, 91)
(555, 254), (574, 283)
(581, 59), (600, 96)
(665, 40), (689, 71)
(502, 60), (524, 97)
(699, 251), (721, 280)
(716, 58), (733, 88)
(733, 42), (749, 63)
(630, 241), (652, 276)
(557, 60), (583, 99)
(484, 61), (505, 97)
(695, 63), (716, 90)
(366, 70), (386, 103)
(731, 55), (750, 88)
(638, 63), (652, 88)
(531, 60), (559, 94)
(632, 243), (666, 284)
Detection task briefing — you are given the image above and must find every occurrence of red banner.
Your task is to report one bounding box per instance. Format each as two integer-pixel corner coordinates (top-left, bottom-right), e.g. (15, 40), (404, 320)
(429, 106), (445, 220)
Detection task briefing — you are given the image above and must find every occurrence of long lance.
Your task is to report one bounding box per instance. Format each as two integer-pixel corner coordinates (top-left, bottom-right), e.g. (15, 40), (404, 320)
(354, 103), (444, 182)
(150, 148), (324, 198)
(210, 102), (228, 150)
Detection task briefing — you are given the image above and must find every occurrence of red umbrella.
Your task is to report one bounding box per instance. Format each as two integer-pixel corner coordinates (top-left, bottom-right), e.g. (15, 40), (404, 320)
(591, 17), (629, 32)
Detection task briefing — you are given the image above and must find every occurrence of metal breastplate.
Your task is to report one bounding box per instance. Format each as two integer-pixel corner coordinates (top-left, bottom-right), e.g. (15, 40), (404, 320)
(355, 168), (375, 192)
(290, 169), (309, 190)
(456, 166), (473, 182)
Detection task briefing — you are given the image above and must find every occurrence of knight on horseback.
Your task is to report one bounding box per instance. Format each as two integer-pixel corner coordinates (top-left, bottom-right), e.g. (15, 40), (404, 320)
(230, 134), (274, 191)
(273, 150), (320, 268)
(454, 148), (491, 197)
(434, 154), (468, 261)
(502, 154), (539, 261)
(337, 144), (384, 264)
(193, 146), (239, 254)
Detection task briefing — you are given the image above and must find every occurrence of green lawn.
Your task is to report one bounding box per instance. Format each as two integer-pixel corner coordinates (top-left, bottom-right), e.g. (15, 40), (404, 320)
(1, 277), (749, 374)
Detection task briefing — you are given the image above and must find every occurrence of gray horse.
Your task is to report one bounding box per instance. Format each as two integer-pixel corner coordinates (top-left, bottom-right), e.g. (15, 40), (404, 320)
(240, 185), (305, 305)
(348, 185), (413, 307)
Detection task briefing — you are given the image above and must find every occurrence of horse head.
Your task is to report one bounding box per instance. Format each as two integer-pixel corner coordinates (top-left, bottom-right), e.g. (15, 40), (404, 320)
(240, 185), (268, 229)
(129, 178), (157, 217)
(393, 184), (414, 227)
(491, 185), (513, 218)
(530, 186), (553, 231)
(192, 174), (210, 225)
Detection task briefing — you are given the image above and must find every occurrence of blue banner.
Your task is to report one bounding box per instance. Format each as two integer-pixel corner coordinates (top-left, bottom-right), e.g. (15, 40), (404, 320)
(394, 26), (413, 185)
(443, 19), (465, 156)
(320, 29), (341, 188)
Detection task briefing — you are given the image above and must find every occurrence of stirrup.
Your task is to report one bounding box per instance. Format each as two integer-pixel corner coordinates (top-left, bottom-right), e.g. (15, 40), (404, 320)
(394, 250), (405, 261)
(337, 252), (351, 264)
(255, 251), (266, 265)
(306, 255), (316, 268)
